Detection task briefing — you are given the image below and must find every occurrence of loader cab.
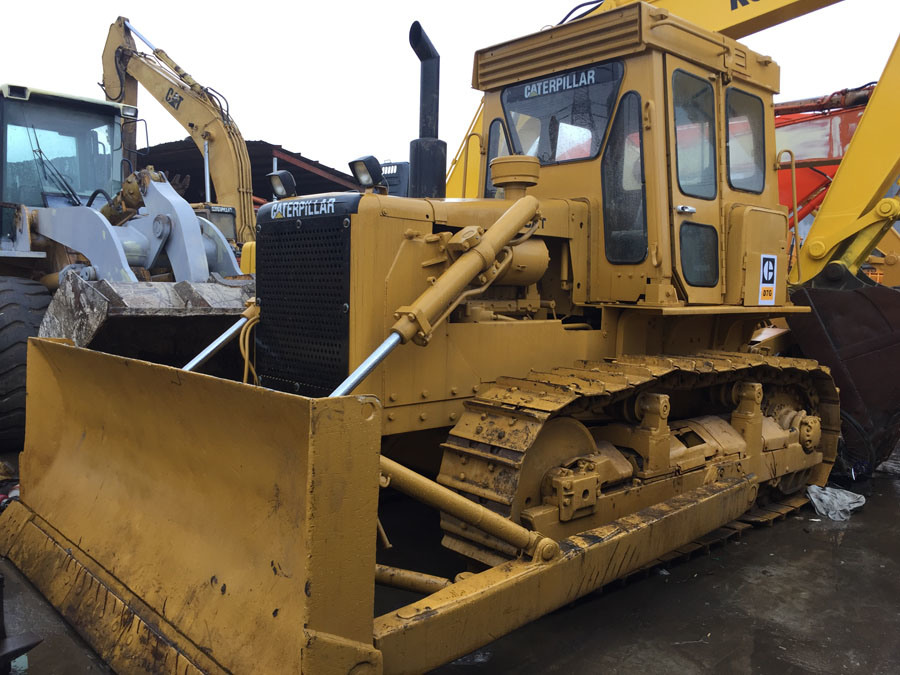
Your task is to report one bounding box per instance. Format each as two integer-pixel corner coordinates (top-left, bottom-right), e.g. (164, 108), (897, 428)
(475, 4), (788, 308)
(0, 86), (126, 212)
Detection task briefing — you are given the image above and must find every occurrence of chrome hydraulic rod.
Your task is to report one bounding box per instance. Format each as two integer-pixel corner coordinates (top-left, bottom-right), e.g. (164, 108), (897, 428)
(330, 332), (401, 397)
(330, 196), (538, 396)
(183, 316), (247, 372)
(204, 140), (212, 203)
(123, 19), (157, 51)
(183, 304), (259, 372)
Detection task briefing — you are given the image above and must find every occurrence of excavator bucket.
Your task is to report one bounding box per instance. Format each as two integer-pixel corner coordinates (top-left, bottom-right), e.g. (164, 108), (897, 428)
(39, 273), (254, 368)
(0, 339), (383, 674)
(789, 283), (900, 473)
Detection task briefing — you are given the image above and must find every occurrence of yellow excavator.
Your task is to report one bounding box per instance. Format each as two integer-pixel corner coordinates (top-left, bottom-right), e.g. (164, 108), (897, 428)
(101, 16), (255, 246)
(2, 1), (899, 672)
(779, 34), (900, 476)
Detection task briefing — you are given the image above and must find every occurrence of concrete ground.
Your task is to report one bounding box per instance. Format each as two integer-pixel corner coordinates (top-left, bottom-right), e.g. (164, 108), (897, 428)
(0, 559), (109, 674)
(1, 472), (898, 674)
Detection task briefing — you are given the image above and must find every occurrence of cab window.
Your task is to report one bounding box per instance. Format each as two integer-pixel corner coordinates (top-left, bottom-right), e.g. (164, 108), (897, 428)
(602, 92), (647, 264)
(501, 61), (624, 165)
(673, 70), (717, 200)
(484, 118), (510, 198)
(726, 88), (765, 193)
(680, 223), (719, 286)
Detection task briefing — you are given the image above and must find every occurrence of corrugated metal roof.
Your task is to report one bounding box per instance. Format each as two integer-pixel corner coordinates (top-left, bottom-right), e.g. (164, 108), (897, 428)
(137, 139), (357, 205)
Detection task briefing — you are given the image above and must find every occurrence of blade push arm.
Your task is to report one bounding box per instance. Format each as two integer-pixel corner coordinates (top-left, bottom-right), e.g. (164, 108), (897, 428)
(101, 17), (255, 243)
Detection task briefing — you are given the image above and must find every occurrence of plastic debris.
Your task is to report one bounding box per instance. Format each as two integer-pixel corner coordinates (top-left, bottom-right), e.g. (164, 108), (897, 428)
(806, 485), (866, 521)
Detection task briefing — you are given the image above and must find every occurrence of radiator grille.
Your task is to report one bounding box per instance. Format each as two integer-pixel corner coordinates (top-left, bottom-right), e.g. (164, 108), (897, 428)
(256, 213), (351, 397)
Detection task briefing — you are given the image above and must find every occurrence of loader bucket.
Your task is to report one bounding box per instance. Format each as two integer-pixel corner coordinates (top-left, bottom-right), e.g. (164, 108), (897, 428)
(788, 283), (900, 473)
(0, 339), (383, 674)
(38, 273), (254, 370)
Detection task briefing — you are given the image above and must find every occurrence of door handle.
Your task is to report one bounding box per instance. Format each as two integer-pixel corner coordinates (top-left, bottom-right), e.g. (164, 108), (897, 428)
(675, 205), (696, 215)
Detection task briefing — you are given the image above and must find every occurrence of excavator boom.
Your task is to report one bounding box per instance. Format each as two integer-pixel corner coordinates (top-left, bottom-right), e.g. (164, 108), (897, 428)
(782, 36), (900, 474)
(101, 17), (255, 243)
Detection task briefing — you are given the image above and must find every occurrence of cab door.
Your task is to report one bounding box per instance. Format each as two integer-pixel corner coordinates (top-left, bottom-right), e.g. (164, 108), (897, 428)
(666, 56), (723, 305)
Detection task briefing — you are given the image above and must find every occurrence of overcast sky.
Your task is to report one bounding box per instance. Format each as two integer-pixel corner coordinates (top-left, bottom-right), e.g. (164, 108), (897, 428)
(3, 1), (898, 173)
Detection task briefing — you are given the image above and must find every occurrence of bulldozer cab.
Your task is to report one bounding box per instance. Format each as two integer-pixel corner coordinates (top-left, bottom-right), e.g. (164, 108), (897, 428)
(0, 86), (127, 211)
(475, 4), (787, 309)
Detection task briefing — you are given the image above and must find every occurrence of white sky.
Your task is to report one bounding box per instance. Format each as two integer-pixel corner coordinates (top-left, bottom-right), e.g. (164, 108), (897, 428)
(3, 1), (898, 173)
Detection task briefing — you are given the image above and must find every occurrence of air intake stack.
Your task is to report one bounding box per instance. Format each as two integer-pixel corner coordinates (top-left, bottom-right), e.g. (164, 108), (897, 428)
(408, 22), (447, 199)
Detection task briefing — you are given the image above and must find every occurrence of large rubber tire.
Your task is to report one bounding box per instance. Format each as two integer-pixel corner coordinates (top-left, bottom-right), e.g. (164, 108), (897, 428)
(0, 277), (51, 453)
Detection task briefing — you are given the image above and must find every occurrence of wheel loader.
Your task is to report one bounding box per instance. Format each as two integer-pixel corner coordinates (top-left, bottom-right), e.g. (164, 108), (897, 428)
(0, 85), (251, 453)
(0, 4), (844, 673)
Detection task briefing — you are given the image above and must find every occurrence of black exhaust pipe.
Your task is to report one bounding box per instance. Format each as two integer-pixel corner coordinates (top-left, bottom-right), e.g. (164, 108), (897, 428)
(408, 22), (447, 199)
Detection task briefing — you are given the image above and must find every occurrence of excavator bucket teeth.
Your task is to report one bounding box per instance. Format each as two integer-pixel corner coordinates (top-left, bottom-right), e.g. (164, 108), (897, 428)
(39, 273), (254, 369)
(0, 339), (383, 674)
(789, 284), (900, 472)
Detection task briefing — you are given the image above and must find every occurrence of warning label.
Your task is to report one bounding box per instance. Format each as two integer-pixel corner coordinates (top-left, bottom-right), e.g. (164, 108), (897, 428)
(758, 254), (777, 305)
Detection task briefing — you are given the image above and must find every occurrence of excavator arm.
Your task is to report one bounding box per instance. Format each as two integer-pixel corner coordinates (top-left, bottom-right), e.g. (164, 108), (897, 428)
(783, 35), (900, 474)
(101, 17), (255, 243)
(447, 0), (844, 198)
(789, 36), (900, 285)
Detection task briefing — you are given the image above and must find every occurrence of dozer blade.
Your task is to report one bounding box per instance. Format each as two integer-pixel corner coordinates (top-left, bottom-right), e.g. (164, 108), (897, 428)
(0, 339), (383, 674)
(789, 283), (900, 472)
(38, 273), (254, 370)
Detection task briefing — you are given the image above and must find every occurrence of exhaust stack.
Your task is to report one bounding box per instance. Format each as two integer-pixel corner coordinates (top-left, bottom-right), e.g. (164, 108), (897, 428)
(408, 22), (447, 199)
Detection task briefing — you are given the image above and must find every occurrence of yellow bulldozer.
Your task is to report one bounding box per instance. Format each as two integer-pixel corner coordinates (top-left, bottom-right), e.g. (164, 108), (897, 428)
(4, 2), (897, 673)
